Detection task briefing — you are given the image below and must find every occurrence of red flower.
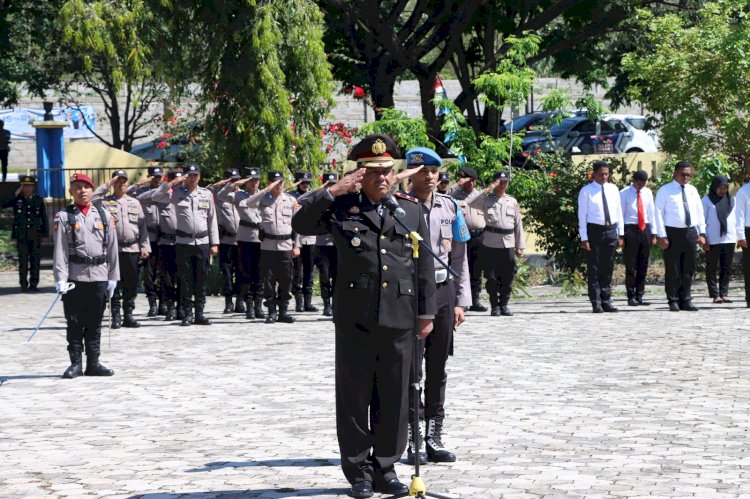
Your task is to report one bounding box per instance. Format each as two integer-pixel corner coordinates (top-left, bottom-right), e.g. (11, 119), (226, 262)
(353, 86), (366, 98)
(325, 144), (333, 154)
(162, 132), (173, 139)
(331, 159), (337, 166)
(343, 87), (353, 94)
(156, 141), (168, 149)
(550, 171), (557, 178)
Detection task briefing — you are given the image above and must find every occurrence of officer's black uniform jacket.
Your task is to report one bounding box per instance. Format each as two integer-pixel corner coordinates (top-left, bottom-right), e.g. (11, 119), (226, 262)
(2, 194), (48, 241)
(292, 189), (437, 330)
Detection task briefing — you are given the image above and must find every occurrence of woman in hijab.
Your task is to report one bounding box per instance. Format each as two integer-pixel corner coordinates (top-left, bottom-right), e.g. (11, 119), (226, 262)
(701, 175), (737, 303)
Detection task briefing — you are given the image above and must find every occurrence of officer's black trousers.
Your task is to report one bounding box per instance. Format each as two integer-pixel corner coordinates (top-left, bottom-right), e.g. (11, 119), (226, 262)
(219, 243), (239, 297)
(176, 244), (210, 313)
(483, 246), (516, 306)
(467, 232), (484, 301)
(743, 228), (750, 305)
(0, 149), (7, 181)
(663, 226), (697, 305)
(292, 244), (315, 296)
(142, 241), (160, 300)
(314, 245), (337, 300)
(336, 322), (412, 485)
(158, 245), (177, 302)
(238, 241), (262, 300)
(623, 224), (651, 300)
(16, 238), (40, 288)
(706, 242), (734, 298)
(410, 280), (455, 422)
(584, 223), (618, 305)
(113, 252), (139, 313)
(261, 249), (293, 305)
(62, 281), (107, 357)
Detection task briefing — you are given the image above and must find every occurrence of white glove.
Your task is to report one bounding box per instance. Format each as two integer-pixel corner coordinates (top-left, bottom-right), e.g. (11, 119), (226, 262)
(56, 281), (73, 294)
(107, 280), (117, 299)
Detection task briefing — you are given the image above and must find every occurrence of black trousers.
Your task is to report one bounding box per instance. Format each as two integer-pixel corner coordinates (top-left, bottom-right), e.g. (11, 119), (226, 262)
(743, 228), (750, 304)
(0, 149), (7, 181)
(142, 242), (160, 300)
(467, 232), (484, 301)
(261, 249), (293, 305)
(336, 322), (412, 485)
(292, 244), (315, 296)
(16, 238), (41, 288)
(314, 245), (337, 300)
(158, 245), (177, 302)
(238, 241), (262, 300)
(410, 280), (455, 421)
(623, 224), (651, 299)
(219, 243), (240, 297)
(706, 242), (735, 298)
(664, 226), (698, 304)
(62, 281), (107, 357)
(176, 244), (210, 313)
(113, 252), (140, 313)
(483, 246), (516, 307)
(585, 223), (618, 305)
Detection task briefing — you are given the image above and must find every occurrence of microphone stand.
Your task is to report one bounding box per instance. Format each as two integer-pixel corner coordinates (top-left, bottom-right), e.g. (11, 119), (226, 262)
(384, 206), (456, 499)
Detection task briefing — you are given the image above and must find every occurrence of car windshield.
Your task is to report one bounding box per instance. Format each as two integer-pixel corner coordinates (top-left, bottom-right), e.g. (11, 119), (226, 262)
(625, 117), (647, 129)
(547, 118), (580, 137)
(508, 114), (544, 131)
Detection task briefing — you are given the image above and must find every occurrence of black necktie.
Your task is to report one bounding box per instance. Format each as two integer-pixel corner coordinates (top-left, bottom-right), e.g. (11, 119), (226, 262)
(601, 185), (611, 226)
(681, 185), (691, 227)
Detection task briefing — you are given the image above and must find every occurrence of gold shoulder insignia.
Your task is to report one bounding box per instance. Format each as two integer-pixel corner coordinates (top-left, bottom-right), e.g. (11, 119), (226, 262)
(393, 191), (418, 203)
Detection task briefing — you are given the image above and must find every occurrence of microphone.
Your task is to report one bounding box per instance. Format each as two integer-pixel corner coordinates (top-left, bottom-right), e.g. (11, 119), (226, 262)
(381, 194), (406, 219)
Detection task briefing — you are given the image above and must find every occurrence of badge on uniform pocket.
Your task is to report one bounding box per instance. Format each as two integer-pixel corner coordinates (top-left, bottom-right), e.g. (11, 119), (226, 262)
(96, 222), (104, 230)
(199, 201), (209, 209)
(351, 236), (361, 247)
(74, 223), (81, 231)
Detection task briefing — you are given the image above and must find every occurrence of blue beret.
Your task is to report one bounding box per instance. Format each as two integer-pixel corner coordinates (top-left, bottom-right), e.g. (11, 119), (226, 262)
(405, 147), (442, 168)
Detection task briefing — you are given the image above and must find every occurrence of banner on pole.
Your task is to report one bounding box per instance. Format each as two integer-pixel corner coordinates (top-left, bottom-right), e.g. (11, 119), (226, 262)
(0, 106), (97, 140)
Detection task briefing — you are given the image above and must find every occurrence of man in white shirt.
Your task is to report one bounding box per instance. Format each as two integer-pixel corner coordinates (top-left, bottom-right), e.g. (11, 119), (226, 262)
(655, 161), (706, 311)
(578, 160), (624, 313)
(620, 170), (657, 306)
(734, 178), (750, 308)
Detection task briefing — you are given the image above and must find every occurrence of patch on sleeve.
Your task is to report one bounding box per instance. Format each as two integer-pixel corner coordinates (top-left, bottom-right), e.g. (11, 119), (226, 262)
(393, 191), (418, 203)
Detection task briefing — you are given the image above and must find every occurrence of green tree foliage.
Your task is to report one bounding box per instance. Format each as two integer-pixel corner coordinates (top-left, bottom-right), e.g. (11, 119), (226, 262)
(622, 1), (750, 171)
(358, 108), (433, 154)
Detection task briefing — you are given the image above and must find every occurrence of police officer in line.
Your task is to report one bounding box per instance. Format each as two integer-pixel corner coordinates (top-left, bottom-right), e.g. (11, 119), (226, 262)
(127, 166), (164, 316)
(209, 169), (242, 314)
(313, 172), (339, 317)
(153, 164), (219, 326)
(293, 135), (437, 498)
(235, 170), (299, 324)
(468, 170), (526, 316)
(290, 171), (319, 313)
(1, 175), (47, 292)
(217, 167), (265, 320)
(53, 173), (118, 379)
(436, 171), (450, 195)
(450, 166), (488, 311)
(93, 171), (151, 329)
(404, 148), (469, 466)
(620, 170), (657, 306)
(138, 168), (181, 321)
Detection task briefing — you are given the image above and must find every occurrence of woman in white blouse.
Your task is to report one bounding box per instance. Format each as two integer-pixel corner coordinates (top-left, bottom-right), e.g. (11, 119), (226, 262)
(701, 175), (737, 303)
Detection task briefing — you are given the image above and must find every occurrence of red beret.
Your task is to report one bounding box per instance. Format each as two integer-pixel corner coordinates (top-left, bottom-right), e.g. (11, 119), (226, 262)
(70, 173), (95, 189)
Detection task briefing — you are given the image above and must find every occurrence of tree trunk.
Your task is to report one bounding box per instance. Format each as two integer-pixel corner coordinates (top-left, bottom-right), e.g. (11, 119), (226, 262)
(109, 94), (122, 150)
(368, 59), (397, 116)
(417, 74), (445, 154)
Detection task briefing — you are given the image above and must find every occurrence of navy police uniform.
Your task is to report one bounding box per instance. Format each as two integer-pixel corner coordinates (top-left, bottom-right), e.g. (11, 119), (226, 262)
(291, 170), (319, 312)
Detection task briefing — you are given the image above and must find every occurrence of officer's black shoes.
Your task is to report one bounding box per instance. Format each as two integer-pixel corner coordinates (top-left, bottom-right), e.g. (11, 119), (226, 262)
(406, 423), (427, 465)
(84, 361), (114, 376)
(349, 480), (374, 498)
(592, 304), (604, 313)
(29, 285), (39, 292)
(277, 303), (295, 323)
(490, 306), (501, 316)
(469, 303), (488, 312)
(111, 313), (123, 329)
(123, 315), (140, 328)
(628, 298), (640, 306)
(158, 301), (168, 315)
(234, 299), (246, 314)
(373, 477), (408, 495)
(194, 315), (212, 326)
(637, 297), (651, 306)
(254, 298), (266, 319)
(265, 305), (278, 324)
(601, 301), (618, 313)
(245, 300), (255, 319)
(294, 295), (305, 313)
(20, 284), (28, 293)
(147, 298), (159, 317)
(680, 301), (699, 312)
(669, 301), (681, 312)
(180, 314), (194, 326)
(425, 418), (456, 463)
(164, 302), (176, 321)
(62, 353), (83, 379)
(303, 294), (318, 312)
(500, 306), (513, 316)
(223, 296), (234, 314)
(322, 299), (333, 317)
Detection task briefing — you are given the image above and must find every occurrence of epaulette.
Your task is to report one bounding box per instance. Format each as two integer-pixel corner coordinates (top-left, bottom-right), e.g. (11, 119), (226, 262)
(394, 191), (418, 203)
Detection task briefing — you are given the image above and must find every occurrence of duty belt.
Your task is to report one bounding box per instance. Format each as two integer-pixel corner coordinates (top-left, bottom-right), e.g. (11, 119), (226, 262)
(469, 229), (485, 237)
(259, 229), (293, 241)
(118, 238), (138, 247)
(219, 226), (237, 238)
(485, 226), (514, 235)
(147, 225), (158, 233)
(70, 254), (106, 265)
(160, 232), (176, 241)
(240, 220), (260, 229)
(176, 229), (209, 239)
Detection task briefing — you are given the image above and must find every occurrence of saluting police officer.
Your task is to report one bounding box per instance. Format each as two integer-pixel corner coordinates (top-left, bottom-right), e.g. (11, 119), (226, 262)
(53, 173), (118, 379)
(1, 175), (47, 292)
(290, 171), (319, 313)
(153, 164), (219, 326)
(436, 172), (450, 195)
(209, 169), (242, 314)
(217, 167), (265, 320)
(93, 170), (151, 329)
(468, 170), (526, 316)
(404, 147), (470, 466)
(127, 166), (164, 316)
(293, 135), (437, 498)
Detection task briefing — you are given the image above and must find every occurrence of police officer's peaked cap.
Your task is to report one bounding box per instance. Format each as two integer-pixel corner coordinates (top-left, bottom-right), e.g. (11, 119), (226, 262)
(405, 147), (442, 168)
(20, 175), (36, 185)
(268, 170), (283, 182)
(112, 170), (129, 180)
(437, 172), (450, 183)
(167, 167), (183, 180)
(294, 171), (313, 182)
(70, 173), (95, 188)
(224, 168), (241, 180)
(243, 167), (261, 179)
(632, 170), (649, 182)
(493, 170), (511, 181)
(322, 172), (338, 183)
(348, 134), (401, 167)
(459, 166), (479, 179)
(186, 164), (201, 174)
(148, 166), (163, 177)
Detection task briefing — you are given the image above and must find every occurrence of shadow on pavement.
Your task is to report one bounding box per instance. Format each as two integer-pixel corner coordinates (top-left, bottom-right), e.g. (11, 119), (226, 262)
(187, 459), (338, 473)
(129, 487), (347, 498)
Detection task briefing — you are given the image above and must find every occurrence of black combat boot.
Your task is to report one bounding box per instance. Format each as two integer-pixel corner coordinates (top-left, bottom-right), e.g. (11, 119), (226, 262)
(245, 299), (255, 319)
(180, 305), (194, 326)
(499, 298), (513, 316)
(254, 296), (265, 320)
(303, 294), (318, 312)
(194, 304), (211, 325)
(294, 294), (304, 313)
(123, 300), (140, 328)
(265, 303), (278, 324)
(111, 302), (122, 329)
(164, 301), (176, 321)
(223, 296), (234, 314)
(322, 297), (333, 317)
(62, 351), (83, 379)
(234, 296), (246, 314)
(489, 292), (500, 316)
(278, 301), (295, 323)
(425, 418), (456, 462)
(147, 296), (158, 317)
(158, 300), (168, 315)
(406, 421), (427, 465)
(468, 293), (488, 312)
(84, 342), (114, 376)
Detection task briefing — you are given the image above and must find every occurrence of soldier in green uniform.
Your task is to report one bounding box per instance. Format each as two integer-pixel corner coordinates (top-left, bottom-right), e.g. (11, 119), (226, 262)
(2, 175), (48, 291)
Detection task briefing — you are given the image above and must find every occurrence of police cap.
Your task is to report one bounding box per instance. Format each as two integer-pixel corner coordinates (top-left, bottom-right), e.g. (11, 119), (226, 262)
(348, 134), (401, 168)
(147, 166), (163, 177)
(437, 172), (450, 183)
(322, 172), (338, 183)
(167, 168), (183, 180)
(243, 167), (261, 180)
(111, 170), (128, 180)
(185, 164), (201, 175)
(20, 175), (36, 185)
(268, 170), (283, 182)
(459, 166), (478, 179)
(224, 168), (241, 180)
(493, 170), (511, 182)
(294, 171), (313, 182)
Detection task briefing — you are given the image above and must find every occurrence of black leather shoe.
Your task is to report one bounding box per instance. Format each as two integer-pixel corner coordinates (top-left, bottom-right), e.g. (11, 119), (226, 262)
(350, 480), (374, 498)
(469, 303), (488, 312)
(84, 362), (114, 376)
(637, 297), (650, 306)
(194, 315), (212, 325)
(500, 306), (513, 316)
(374, 478), (408, 495)
(123, 315), (140, 328)
(592, 304), (603, 313)
(62, 363), (83, 379)
(628, 298), (639, 306)
(669, 302), (680, 312)
(181, 314), (194, 326)
(601, 302), (618, 313)
(490, 306), (501, 316)
(680, 301), (699, 312)
(111, 314), (122, 329)
(234, 299), (246, 314)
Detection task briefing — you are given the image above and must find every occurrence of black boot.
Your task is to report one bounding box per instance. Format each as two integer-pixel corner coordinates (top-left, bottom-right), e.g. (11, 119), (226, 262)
(234, 297), (246, 314)
(425, 418), (456, 463)
(111, 310), (122, 329)
(303, 294), (318, 312)
(62, 351), (83, 379)
(254, 296), (265, 320)
(147, 297), (158, 317)
(84, 356), (114, 376)
(180, 305), (193, 326)
(322, 297), (333, 317)
(194, 304), (211, 325)
(278, 301), (295, 323)
(245, 299), (255, 319)
(499, 298), (513, 316)
(123, 300), (140, 328)
(223, 295), (234, 314)
(468, 293), (488, 312)
(265, 303), (277, 324)
(176, 306), (184, 320)
(294, 294), (304, 313)
(164, 301), (176, 321)
(406, 421), (427, 465)
(489, 293), (500, 316)
(158, 300), (168, 315)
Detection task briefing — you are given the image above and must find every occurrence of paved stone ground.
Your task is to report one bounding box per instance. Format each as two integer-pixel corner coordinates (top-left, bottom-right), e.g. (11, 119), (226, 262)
(2, 270), (750, 499)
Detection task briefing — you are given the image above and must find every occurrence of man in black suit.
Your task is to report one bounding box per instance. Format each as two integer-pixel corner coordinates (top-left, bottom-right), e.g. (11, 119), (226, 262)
(292, 134), (437, 499)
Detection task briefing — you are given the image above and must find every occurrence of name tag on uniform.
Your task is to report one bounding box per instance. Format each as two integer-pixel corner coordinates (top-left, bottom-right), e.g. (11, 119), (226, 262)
(199, 201), (209, 209)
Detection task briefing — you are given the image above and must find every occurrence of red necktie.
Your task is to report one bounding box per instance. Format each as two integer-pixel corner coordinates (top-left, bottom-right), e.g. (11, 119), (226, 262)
(637, 190), (646, 231)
